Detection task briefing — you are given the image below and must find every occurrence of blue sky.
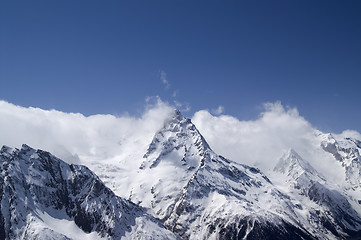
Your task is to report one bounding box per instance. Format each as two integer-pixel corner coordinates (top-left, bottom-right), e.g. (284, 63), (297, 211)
(0, 0), (360, 133)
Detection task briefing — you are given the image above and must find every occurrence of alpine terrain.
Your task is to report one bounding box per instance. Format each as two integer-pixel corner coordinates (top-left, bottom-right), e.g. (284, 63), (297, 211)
(0, 144), (178, 240)
(1, 110), (361, 239)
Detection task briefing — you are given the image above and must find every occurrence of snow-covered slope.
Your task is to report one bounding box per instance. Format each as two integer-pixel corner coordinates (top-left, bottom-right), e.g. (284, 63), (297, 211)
(122, 110), (361, 239)
(3, 109), (361, 240)
(0, 144), (178, 240)
(319, 133), (361, 199)
(274, 149), (361, 239)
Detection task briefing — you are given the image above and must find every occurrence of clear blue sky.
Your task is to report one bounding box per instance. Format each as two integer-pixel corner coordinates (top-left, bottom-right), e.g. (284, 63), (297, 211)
(0, 0), (360, 133)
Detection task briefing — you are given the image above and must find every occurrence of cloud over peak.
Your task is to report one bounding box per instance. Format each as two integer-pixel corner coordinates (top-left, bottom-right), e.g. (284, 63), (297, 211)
(0, 99), (359, 183)
(0, 99), (173, 164)
(192, 102), (315, 170)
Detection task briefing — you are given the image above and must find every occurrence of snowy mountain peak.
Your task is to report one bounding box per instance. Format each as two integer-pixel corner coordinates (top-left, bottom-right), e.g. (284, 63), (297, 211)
(141, 110), (210, 169)
(129, 111), (218, 223)
(274, 149), (320, 181)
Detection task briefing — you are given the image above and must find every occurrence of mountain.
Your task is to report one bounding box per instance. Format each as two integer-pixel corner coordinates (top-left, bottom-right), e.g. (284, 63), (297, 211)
(121, 110), (361, 239)
(0, 144), (178, 240)
(111, 110), (324, 239)
(319, 133), (361, 197)
(274, 149), (361, 239)
(2, 110), (361, 240)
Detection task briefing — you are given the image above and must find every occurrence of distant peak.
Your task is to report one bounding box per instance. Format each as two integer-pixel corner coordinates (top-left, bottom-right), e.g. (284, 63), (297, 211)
(274, 149), (318, 178)
(142, 109), (212, 167)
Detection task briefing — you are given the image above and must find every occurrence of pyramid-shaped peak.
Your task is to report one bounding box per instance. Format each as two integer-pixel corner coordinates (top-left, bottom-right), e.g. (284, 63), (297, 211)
(142, 109), (211, 166)
(274, 149), (318, 178)
(274, 149), (302, 170)
(156, 109), (200, 136)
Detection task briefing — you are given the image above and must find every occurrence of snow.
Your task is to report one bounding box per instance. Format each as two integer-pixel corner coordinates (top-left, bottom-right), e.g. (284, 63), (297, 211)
(35, 210), (103, 240)
(0, 144), (179, 240)
(2, 109), (361, 239)
(82, 110), (361, 239)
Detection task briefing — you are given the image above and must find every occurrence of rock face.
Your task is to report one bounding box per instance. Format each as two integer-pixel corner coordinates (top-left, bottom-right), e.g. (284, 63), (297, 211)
(0, 145), (178, 240)
(274, 149), (361, 239)
(320, 133), (361, 190)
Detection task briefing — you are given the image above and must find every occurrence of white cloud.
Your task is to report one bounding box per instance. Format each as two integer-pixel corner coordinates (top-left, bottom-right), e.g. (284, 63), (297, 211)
(173, 100), (191, 113)
(211, 105), (224, 115)
(192, 102), (348, 182)
(336, 129), (361, 140)
(160, 70), (170, 89)
(193, 102), (312, 171)
(0, 99), (173, 165)
(0, 99), (357, 185)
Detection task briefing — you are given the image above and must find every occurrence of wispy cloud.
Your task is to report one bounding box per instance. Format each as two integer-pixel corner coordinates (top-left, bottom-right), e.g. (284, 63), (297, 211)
(173, 100), (191, 112)
(211, 105), (224, 115)
(160, 70), (170, 89)
(192, 102), (349, 182)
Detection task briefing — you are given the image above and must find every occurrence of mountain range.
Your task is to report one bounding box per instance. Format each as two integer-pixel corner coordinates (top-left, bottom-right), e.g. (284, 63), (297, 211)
(1, 110), (361, 239)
